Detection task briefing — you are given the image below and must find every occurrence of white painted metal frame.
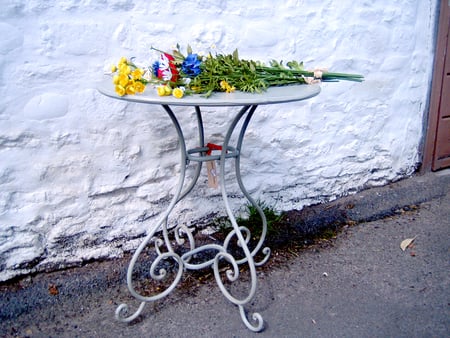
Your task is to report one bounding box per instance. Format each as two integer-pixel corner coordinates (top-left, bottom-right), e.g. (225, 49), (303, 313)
(97, 80), (320, 332)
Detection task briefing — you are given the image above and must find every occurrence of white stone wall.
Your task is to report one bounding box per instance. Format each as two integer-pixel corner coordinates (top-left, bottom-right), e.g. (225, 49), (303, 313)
(0, 0), (438, 281)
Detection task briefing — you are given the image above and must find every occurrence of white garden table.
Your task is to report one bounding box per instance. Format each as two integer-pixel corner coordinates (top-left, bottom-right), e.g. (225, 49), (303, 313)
(98, 79), (320, 332)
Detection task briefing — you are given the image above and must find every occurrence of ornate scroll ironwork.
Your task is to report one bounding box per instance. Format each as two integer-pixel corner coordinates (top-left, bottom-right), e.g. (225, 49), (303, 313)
(115, 104), (271, 332)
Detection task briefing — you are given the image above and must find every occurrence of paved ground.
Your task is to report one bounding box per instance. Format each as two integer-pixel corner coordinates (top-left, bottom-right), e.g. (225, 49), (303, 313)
(1, 170), (449, 337)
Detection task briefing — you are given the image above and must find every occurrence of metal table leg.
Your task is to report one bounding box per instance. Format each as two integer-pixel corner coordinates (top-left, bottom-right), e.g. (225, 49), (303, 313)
(115, 104), (270, 332)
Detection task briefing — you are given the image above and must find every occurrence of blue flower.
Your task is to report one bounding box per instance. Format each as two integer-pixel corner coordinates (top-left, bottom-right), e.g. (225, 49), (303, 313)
(181, 54), (201, 77)
(152, 60), (160, 77)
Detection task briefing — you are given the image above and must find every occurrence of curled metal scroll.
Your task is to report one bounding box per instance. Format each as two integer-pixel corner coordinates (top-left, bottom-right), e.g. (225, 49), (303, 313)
(115, 104), (270, 331)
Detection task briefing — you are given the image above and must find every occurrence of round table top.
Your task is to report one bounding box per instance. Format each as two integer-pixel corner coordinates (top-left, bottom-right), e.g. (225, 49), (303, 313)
(97, 77), (321, 107)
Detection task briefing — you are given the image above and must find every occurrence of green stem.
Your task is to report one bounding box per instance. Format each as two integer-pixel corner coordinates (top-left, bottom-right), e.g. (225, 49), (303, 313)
(150, 46), (170, 55)
(256, 66), (363, 81)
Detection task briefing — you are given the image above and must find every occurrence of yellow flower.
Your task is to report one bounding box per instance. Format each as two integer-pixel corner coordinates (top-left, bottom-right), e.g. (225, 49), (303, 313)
(164, 85), (172, 95)
(119, 64), (131, 75)
(118, 57), (127, 66)
(131, 68), (143, 80)
(118, 73), (129, 87)
(112, 74), (120, 85)
(134, 81), (146, 93)
(220, 80), (235, 93)
(111, 64), (118, 73)
(172, 87), (184, 99)
(156, 85), (172, 96)
(226, 85), (235, 93)
(115, 85), (126, 96)
(126, 83), (136, 95)
(157, 85), (168, 96)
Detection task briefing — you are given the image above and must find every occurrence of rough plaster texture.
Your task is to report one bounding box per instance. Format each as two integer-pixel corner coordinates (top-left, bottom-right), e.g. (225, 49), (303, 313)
(0, 0), (438, 281)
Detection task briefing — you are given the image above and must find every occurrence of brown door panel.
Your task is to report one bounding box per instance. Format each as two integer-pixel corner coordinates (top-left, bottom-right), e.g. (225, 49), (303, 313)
(436, 118), (450, 160)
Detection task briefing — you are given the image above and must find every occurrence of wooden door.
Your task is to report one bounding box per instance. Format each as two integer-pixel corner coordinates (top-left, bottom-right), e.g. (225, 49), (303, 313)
(423, 1), (450, 171)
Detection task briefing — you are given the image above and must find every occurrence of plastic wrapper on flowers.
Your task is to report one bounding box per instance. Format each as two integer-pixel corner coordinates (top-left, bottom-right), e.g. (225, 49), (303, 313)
(109, 44), (364, 99)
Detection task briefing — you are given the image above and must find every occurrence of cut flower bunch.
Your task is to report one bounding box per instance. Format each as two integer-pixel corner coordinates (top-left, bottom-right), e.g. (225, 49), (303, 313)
(110, 44), (364, 98)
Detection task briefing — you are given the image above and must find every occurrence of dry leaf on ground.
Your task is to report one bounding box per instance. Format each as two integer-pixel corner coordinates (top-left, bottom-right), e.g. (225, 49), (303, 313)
(48, 284), (59, 296)
(400, 236), (417, 251)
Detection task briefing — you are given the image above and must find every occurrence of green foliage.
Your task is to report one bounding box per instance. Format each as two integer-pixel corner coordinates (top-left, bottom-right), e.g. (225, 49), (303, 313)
(240, 202), (281, 238)
(150, 45), (364, 98)
(217, 201), (281, 238)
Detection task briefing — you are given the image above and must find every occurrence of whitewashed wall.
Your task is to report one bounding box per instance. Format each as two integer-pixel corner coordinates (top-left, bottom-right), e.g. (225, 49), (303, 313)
(0, 0), (438, 281)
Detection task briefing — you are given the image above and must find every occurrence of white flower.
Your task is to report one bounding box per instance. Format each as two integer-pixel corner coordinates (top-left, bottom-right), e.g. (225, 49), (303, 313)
(159, 54), (173, 81)
(142, 67), (152, 81)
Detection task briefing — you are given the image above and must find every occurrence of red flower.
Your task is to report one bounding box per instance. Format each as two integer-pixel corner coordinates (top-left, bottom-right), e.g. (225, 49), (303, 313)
(157, 53), (179, 82)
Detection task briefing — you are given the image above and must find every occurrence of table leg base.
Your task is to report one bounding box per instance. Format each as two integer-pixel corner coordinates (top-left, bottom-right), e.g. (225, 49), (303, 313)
(115, 289), (264, 332)
(114, 223), (270, 332)
(114, 104), (270, 332)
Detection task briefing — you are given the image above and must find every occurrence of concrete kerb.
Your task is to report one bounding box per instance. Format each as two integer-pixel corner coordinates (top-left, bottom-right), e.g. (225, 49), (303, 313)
(281, 169), (450, 240)
(341, 169), (450, 223)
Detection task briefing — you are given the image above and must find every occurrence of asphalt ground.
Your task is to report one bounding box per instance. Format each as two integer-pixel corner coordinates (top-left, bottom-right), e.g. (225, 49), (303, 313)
(1, 170), (449, 337)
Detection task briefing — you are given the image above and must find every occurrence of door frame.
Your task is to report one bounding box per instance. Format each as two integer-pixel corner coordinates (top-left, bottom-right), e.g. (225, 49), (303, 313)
(422, 0), (450, 172)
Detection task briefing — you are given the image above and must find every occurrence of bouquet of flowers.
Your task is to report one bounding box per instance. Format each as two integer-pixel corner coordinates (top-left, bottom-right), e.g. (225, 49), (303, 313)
(110, 44), (364, 99)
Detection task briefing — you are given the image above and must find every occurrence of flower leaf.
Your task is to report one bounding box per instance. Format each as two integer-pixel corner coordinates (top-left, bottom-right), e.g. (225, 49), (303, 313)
(287, 60), (304, 70)
(232, 49), (239, 63)
(172, 50), (185, 63)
